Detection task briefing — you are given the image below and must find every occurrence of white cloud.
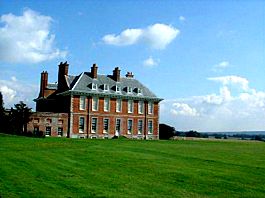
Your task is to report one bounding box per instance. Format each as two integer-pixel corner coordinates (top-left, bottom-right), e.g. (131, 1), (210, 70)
(143, 56), (158, 68)
(0, 8), (67, 63)
(102, 23), (180, 49)
(179, 16), (186, 22)
(160, 75), (265, 132)
(170, 103), (199, 117)
(0, 77), (38, 109)
(208, 75), (249, 91)
(212, 61), (230, 71)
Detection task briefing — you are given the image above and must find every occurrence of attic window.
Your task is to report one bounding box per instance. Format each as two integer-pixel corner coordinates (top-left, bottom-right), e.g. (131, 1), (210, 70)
(116, 86), (121, 93)
(103, 84), (109, 91)
(92, 83), (97, 90)
(137, 88), (142, 95)
(127, 87), (133, 94)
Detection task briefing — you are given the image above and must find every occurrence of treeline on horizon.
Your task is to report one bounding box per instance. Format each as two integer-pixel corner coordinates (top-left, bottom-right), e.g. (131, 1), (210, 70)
(159, 123), (265, 141)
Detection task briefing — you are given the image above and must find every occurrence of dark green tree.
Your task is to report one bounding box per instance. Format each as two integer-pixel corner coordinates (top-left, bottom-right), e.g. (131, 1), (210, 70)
(10, 101), (32, 134)
(0, 92), (6, 132)
(159, 123), (176, 139)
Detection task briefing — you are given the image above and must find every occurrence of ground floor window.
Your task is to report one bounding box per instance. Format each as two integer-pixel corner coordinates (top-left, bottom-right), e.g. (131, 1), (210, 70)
(138, 120), (143, 134)
(127, 119), (133, 134)
(58, 127), (63, 136)
(103, 118), (109, 133)
(91, 117), (98, 133)
(148, 120), (153, 134)
(46, 126), (51, 136)
(33, 126), (39, 134)
(79, 117), (85, 133)
(115, 118), (121, 136)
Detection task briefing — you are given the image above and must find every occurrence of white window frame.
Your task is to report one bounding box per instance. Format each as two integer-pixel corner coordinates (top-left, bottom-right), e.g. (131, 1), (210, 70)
(115, 118), (121, 136)
(91, 117), (98, 134)
(128, 100), (133, 113)
(138, 101), (144, 114)
(92, 83), (97, 90)
(79, 96), (86, 110)
(104, 98), (110, 112)
(148, 120), (153, 134)
(79, 117), (85, 133)
(116, 86), (121, 93)
(45, 126), (51, 136)
(127, 86), (132, 94)
(137, 88), (142, 95)
(116, 99), (122, 112)
(138, 119), (143, 135)
(103, 84), (109, 91)
(103, 118), (109, 134)
(127, 119), (133, 134)
(92, 97), (99, 111)
(58, 127), (63, 136)
(148, 102), (154, 114)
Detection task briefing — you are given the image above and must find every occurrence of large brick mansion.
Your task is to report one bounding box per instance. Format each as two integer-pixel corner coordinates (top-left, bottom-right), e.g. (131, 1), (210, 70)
(27, 62), (162, 139)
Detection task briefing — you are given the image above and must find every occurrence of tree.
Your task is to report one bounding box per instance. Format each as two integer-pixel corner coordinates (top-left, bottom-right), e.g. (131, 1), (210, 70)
(0, 92), (6, 132)
(185, 130), (201, 137)
(159, 123), (176, 140)
(10, 101), (32, 134)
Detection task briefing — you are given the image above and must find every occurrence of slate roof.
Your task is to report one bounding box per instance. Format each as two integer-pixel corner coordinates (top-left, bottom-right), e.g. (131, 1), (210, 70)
(63, 72), (162, 101)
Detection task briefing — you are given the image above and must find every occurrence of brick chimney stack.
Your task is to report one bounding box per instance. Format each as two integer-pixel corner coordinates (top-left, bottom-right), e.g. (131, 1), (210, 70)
(91, 63), (98, 79)
(58, 61), (69, 91)
(39, 71), (48, 98)
(126, 72), (134, 78)
(113, 67), (121, 82)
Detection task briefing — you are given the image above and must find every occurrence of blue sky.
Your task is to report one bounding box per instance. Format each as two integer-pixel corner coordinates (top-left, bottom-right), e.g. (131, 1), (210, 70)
(0, 0), (264, 131)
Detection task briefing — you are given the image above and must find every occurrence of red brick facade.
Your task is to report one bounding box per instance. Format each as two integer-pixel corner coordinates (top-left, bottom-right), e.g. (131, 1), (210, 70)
(69, 96), (159, 139)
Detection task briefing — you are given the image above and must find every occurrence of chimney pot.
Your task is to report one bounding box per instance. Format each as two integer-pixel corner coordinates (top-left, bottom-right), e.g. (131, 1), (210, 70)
(126, 72), (134, 78)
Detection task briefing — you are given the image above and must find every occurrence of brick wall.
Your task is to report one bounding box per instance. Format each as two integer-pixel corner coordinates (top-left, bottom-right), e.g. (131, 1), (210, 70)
(27, 112), (68, 137)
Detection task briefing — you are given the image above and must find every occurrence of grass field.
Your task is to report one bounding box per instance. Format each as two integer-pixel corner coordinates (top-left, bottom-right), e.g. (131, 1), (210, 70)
(0, 134), (265, 198)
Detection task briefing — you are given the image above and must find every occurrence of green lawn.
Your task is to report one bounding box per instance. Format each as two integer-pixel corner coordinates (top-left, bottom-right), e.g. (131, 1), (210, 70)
(0, 134), (265, 198)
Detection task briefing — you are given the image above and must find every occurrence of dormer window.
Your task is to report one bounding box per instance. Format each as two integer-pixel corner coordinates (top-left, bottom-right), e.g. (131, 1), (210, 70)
(116, 86), (121, 93)
(127, 87), (133, 94)
(137, 88), (142, 95)
(92, 83), (97, 90)
(103, 84), (109, 91)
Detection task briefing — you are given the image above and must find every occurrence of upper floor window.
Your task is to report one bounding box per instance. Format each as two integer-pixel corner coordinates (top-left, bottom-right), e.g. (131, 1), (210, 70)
(138, 101), (144, 114)
(103, 84), (109, 91)
(148, 102), (154, 114)
(46, 118), (52, 124)
(104, 98), (110, 112)
(127, 119), (133, 134)
(79, 96), (86, 110)
(92, 97), (98, 111)
(116, 99), (122, 112)
(127, 86), (133, 94)
(92, 83), (97, 90)
(128, 100), (133, 113)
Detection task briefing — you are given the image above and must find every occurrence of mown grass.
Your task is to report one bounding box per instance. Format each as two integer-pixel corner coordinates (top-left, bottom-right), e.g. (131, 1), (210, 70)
(0, 134), (265, 198)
